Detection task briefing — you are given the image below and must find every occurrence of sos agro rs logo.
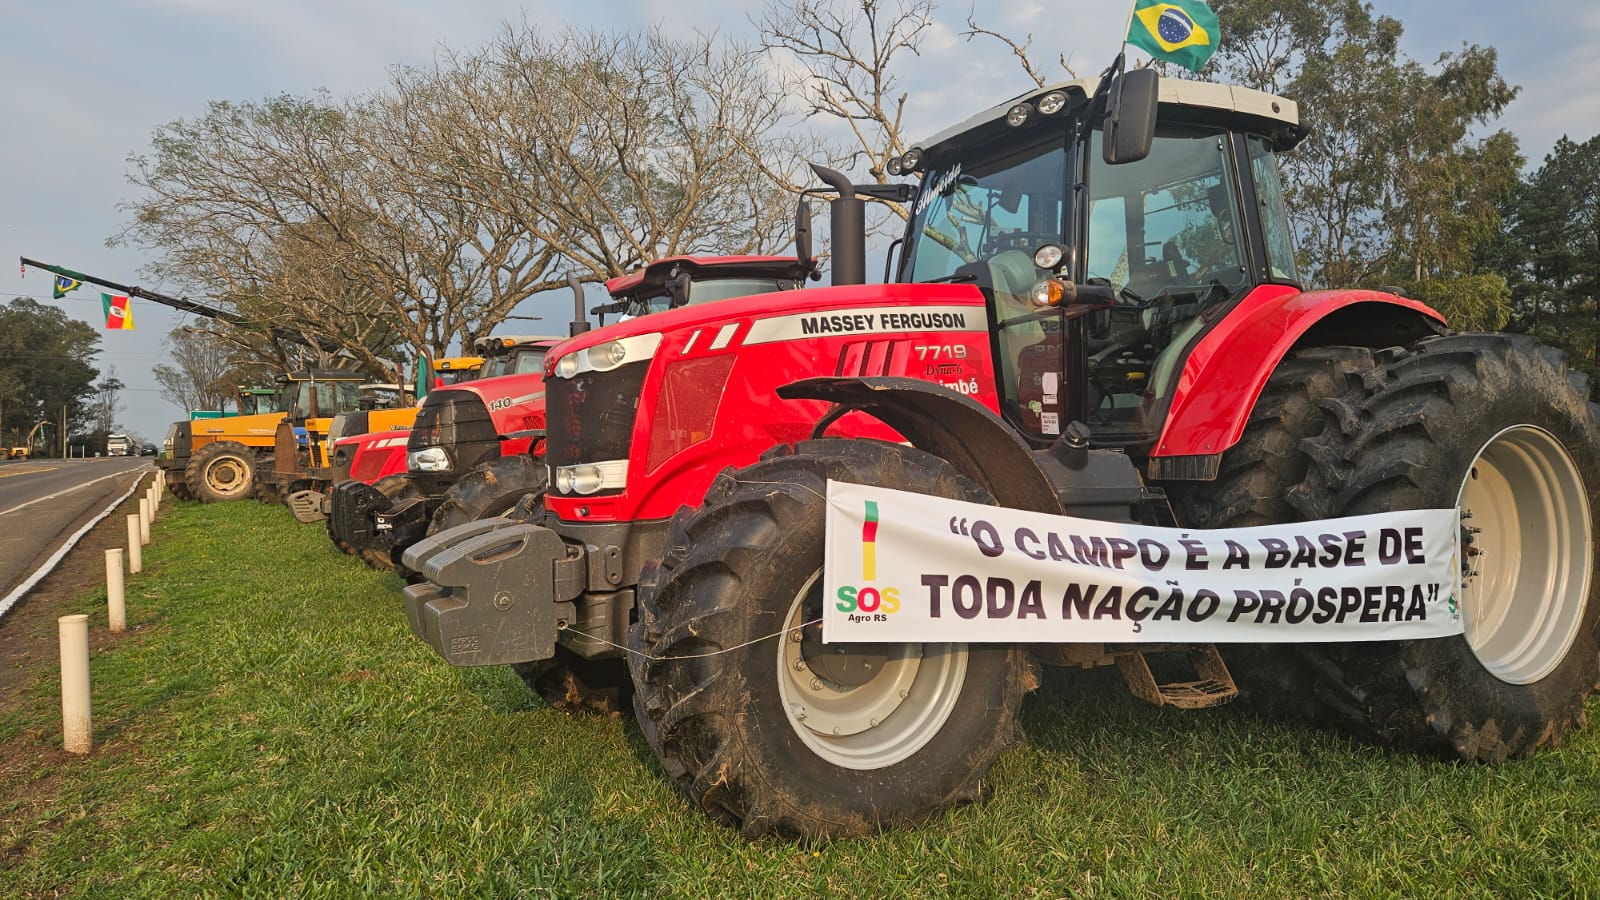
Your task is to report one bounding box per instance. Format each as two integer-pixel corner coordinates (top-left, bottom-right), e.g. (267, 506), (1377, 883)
(834, 499), (902, 621)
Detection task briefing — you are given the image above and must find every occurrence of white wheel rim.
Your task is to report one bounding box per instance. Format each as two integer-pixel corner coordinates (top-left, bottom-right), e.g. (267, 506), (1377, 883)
(206, 457), (249, 496)
(1458, 425), (1592, 684)
(776, 570), (967, 769)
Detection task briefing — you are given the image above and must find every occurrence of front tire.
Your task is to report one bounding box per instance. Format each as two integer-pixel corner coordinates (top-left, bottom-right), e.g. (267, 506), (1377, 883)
(425, 455), (547, 536)
(1295, 334), (1600, 761)
(629, 439), (1037, 840)
(186, 441), (258, 503)
(344, 474), (422, 571)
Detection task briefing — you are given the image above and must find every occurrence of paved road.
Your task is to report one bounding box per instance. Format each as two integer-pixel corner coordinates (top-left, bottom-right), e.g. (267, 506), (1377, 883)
(0, 457), (151, 608)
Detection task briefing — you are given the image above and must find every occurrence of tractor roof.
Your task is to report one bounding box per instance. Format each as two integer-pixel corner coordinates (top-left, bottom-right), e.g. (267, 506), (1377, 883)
(433, 356), (484, 371)
(472, 335), (565, 355)
(914, 76), (1301, 161)
(280, 368), (366, 382)
(604, 255), (808, 297)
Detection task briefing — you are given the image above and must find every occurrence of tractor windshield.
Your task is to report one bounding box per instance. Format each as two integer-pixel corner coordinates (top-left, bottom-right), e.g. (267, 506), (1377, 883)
(292, 380), (364, 419)
(901, 131), (1069, 286)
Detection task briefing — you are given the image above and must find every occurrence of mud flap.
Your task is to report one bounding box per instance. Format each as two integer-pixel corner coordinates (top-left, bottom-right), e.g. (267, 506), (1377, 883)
(287, 489), (327, 523)
(400, 519), (577, 666)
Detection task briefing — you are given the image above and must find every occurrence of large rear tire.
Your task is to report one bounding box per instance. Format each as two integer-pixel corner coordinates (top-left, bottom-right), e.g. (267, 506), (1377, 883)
(629, 439), (1038, 840)
(186, 441), (258, 503)
(1165, 346), (1375, 716)
(1293, 334), (1600, 761)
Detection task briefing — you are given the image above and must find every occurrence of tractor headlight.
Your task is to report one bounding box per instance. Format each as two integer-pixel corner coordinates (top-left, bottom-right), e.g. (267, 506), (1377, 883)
(408, 446), (451, 472)
(1033, 243), (1065, 270)
(570, 465), (605, 495)
(899, 148), (923, 172)
(555, 355), (579, 379)
(552, 461), (629, 495)
(1037, 91), (1068, 115)
(1006, 102), (1034, 127)
(588, 341), (628, 370)
(886, 156), (903, 176)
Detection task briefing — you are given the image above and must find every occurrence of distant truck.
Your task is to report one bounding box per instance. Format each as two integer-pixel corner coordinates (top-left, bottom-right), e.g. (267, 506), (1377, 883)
(106, 434), (135, 457)
(8, 447), (29, 460)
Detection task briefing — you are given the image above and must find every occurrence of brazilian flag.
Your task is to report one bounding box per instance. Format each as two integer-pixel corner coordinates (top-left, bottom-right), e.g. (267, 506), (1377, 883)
(51, 274), (82, 299)
(1127, 0), (1220, 74)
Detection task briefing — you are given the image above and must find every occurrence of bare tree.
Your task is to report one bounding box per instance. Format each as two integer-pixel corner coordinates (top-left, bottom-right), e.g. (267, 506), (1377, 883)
(757, 0), (936, 194)
(961, 15), (1077, 89)
(119, 24), (805, 361)
(92, 368), (124, 439)
(152, 326), (261, 414)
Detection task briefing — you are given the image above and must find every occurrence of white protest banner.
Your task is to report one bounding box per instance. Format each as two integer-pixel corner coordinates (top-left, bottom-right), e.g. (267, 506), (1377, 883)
(822, 480), (1463, 644)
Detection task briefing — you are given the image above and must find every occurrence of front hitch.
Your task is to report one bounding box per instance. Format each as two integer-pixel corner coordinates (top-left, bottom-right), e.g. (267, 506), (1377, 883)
(400, 519), (584, 666)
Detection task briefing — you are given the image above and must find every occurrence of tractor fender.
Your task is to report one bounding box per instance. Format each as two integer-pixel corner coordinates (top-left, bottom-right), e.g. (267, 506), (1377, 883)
(776, 376), (1061, 514)
(1152, 287), (1445, 470)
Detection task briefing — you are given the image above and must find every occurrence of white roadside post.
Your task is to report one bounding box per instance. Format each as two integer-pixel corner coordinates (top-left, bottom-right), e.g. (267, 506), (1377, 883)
(105, 548), (126, 633)
(126, 513), (142, 574)
(59, 614), (91, 754)
(138, 498), (151, 545)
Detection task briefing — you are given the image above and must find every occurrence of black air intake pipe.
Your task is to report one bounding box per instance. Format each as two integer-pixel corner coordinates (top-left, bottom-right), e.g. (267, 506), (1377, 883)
(808, 163), (866, 286)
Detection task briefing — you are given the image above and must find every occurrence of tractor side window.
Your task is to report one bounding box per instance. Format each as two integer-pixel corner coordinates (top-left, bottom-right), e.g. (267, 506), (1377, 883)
(1249, 136), (1300, 284)
(1083, 125), (1246, 439)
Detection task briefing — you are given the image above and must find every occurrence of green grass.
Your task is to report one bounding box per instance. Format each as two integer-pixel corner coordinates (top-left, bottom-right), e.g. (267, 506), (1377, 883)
(3, 500), (1599, 897)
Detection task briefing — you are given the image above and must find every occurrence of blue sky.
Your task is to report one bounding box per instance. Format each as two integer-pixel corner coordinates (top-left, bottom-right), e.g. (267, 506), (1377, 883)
(1, 0), (1591, 439)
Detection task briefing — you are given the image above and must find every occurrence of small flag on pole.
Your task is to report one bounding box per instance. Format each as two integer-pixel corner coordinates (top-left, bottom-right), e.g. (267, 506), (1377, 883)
(1127, 0), (1220, 74)
(52, 274), (83, 299)
(102, 292), (134, 330)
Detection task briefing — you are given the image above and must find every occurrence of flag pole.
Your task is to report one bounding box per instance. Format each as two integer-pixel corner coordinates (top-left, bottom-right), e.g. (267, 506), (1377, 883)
(1121, 0), (1138, 57)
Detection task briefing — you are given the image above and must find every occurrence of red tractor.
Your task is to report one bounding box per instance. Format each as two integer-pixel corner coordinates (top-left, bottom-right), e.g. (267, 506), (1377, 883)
(401, 71), (1600, 839)
(329, 255), (813, 570)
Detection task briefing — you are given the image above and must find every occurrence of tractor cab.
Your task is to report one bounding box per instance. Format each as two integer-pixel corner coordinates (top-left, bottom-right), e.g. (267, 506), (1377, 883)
(432, 356), (485, 387)
(895, 75), (1304, 447)
(280, 369), (366, 422)
(471, 335), (562, 379)
(235, 386), (284, 417)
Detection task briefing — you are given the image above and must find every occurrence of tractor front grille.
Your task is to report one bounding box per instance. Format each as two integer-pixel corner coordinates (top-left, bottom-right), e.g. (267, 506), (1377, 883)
(544, 360), (649, 493)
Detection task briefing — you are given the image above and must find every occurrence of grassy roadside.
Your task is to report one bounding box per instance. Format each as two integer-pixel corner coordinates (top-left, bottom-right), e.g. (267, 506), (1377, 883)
(2, 499), (1599, 897)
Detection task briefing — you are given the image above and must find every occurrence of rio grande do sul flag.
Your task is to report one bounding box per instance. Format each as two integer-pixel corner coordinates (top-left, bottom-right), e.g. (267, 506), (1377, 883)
(101, 292), (134, 330)
(1127, 0), (1220, 74)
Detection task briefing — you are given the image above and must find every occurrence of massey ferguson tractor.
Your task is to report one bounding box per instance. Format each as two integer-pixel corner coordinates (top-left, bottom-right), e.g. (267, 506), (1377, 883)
(399, 70), (1600, 840)
(328, 256), (814, 571)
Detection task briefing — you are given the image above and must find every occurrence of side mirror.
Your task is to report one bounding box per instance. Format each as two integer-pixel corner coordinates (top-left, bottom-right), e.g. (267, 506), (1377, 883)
(667, 270), (692, 308)
(1102, 67), (1159, 165)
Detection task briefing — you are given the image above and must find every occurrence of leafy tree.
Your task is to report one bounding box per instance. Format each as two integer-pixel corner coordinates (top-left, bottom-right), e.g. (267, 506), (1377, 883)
(0, 298), (101, 454)
(1500, 135), (1600, 374)
(1210, 0), (1520, 313)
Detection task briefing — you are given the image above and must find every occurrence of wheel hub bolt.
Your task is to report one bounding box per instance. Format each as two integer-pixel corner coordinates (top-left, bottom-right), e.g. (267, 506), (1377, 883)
(810, 678), (823, 692)
(790, 704), (807, 721)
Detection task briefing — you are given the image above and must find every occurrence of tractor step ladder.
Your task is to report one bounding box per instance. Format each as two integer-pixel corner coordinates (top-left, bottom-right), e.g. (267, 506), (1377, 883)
(1116, 644), (1238, 709)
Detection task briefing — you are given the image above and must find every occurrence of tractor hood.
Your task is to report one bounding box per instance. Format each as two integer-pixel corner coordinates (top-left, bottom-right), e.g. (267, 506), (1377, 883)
(544, 281), (989, 376)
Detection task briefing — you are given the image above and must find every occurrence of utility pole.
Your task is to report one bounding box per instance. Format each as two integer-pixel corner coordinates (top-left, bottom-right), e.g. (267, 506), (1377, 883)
(61, 404), (66, 459)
